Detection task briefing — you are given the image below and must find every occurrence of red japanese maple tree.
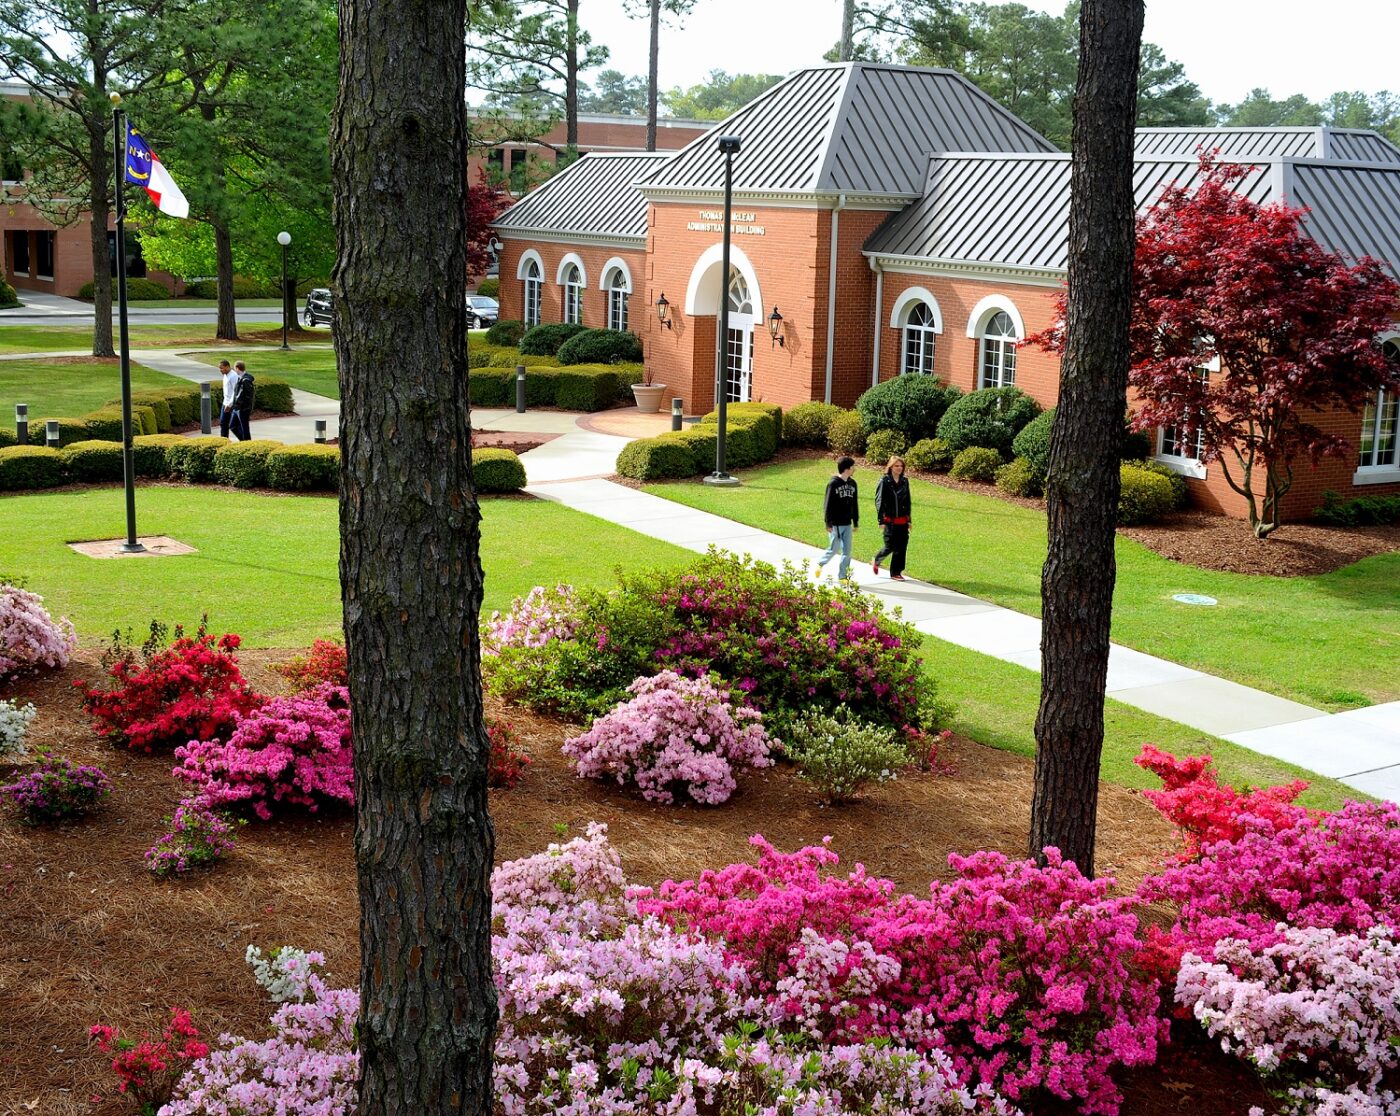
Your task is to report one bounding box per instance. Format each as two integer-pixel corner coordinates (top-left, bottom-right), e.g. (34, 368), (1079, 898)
(467, 170), (507, 277)
(1033, 156), (1400, 537)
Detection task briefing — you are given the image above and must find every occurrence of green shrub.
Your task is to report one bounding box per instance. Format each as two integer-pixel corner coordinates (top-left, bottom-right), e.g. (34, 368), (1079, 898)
(60, 440), (125, 482)
(476, 278), (499, 299)
(1121, 417), (1154, 461)
(468, 343), (516, 369)
(718, 421), (761, 468)
(0, 279), (18, 308)
(182, 279), (217, 299)
(826, 409), (867, 456)
(995, 456), (1041, 498)
(1118, 461), (1176, 525)
(1011, 407), (1055, 484)
(164, 385), (201, 428)
(612, 361), (644, 383)
(36, 418), (90, 447)
(132, 434), (185, 477)
(936, 387), (1041, 455)
(128, 393), (173, 432)
(615, 437), (696, 481)
(231, 275), (278, 298)
(519, 322), (588, 356)
(82, 409), (125, 441)
(905, 437), (954, 473)
(665, 426), (718, 474)
(212, 439), (283, 488)
(1314, 490), (1400, 527)
(864, 429), (907, 466)
(700, 403), (782, 460)
(132, 405), (159, 436)
(784, 705), (909, 805)
(783, 401), (842, 447)
(554, 365), (627, 411)
(252, 377), (295, 414)
(266, 444), (340, 491)
(555, 328), (643, 366)
(78, 276), (171, 300)
(0, 446), (64, 489)
(165, 435), (226, 482)
(0, 428), (14, 448)
(473, 447), (527, 492)
(468, 366), (513, 407)
(949, 446), (1002, 482)
(856, 376), (961, 442)
(485, 319), (526, 347)
(1138, 460), (1189, 509)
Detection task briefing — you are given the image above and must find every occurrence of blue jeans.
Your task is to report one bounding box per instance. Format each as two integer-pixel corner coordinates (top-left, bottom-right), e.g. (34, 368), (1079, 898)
(817, 524), (854, 579)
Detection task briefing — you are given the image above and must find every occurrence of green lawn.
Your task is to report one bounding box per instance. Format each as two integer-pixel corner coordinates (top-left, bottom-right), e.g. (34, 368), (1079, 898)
(0, 323), (283, 354)
(0, 358), (192, 420)
(188, 348), (340, 399)
(647, 459), (1400, 711)
(0, 485), (1360, 805)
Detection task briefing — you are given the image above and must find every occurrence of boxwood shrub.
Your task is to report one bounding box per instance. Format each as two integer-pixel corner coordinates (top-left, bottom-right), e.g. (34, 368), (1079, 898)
(0, 428), (14, 448)
(165, 435), (227, 482)
(251, 377), (295, 414)
(936, 387), (1041, 455)
(555, 328), (643, 366)
(132, 405), (160, 436)
(615, 436), (695, 481)
(473, 448), (527, 492)
(476, 278), (500, 299)
(132, 434), (186, 477)
(995, 456), (1041, 497)
(949, 446), (1002, 482)
(1314, 490), (1400, 527)
(266, 444), (339, 491)
(827, 409), (867, 456)
(78, 276), (170, 300)
(519, 322), (588, 356)
(83, 410), (126, 441)
(700, 402), (781, 459)
(127, 393), (172, 432)
(36, 418), (91, 447)
(666, 426), (718, 473)
(555, 366), (627, 411)
(1011, 407), (1055, 484)
(1118, 462), (1177, 525)
(0, 279), (19, 308)
(212, 439), (284, 488)
(905, 437), (954, 473)
(856, 376), (961, 441)
(60, 440), (126, 483)
(485, 319), (525, 347)
(865, 429), (907, 466)
(782, 401), (841, 447)
(1138, 459), (1189, 509)
(0, 446), (64, 489)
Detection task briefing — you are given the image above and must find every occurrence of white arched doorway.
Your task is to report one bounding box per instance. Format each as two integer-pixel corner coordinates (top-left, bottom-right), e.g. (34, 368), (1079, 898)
(685, 244), (762, 403)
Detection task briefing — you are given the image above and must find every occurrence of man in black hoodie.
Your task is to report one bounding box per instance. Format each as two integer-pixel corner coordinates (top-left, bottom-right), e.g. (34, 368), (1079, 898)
(815, 456), (859, 580)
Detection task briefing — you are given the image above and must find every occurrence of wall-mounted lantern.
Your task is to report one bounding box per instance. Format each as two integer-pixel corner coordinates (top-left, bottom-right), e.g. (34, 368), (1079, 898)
(656, 292), (672, 329)
(768, 305), (785, 347)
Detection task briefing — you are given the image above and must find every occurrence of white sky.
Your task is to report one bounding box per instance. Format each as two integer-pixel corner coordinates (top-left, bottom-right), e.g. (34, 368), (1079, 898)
(583, 0), (1400, 108)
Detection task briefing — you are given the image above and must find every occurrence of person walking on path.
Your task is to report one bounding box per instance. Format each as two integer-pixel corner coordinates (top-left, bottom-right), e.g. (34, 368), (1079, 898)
(229, 361), (256, 441)
(815, 455), (859, 580)
(872, 455), (912, 581)
(217, 359), (237, 438)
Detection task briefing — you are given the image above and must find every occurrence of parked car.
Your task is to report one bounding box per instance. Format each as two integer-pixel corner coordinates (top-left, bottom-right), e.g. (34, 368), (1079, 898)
(466, 294), (499, 329)
(302, 288), (333, 328)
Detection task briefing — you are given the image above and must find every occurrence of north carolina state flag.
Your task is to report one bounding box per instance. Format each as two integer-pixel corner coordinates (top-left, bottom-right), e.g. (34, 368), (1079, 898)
(124, 126), (189, 218)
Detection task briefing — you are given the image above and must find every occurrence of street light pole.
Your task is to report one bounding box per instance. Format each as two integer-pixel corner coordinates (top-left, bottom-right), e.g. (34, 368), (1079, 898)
(277, 230), (292, 350)
(705, 134), (742, 488)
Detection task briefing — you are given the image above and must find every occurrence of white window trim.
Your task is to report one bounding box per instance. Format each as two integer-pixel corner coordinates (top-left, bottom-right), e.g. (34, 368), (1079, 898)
(965, 294), (1026, 340)
(900, 304), (938, 376)
(889, 286), (944, 332)
(555, 252), (588, 289)
(515, 248), (544, 280)
(683, 241), (762, 317)
(522, 258), (543, 328)
(600, 256), (632, 294)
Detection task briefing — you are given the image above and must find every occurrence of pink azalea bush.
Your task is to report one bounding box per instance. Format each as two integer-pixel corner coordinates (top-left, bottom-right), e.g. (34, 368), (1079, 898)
(563, 671), (772, 805)
(484, 583), (580, 652)
(0, 583), (76, 678)
(173, 683), (352, 820)
(145, 797), (240, 877)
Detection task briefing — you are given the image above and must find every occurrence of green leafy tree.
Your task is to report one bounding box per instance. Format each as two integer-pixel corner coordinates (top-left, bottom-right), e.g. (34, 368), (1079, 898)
(1136, 42), (1211, 127)
(661, 70), (785, 120)
(1322, 90), (1400, 145)
(1216, 88), (1323, 127)
(578, 69), (647, 114)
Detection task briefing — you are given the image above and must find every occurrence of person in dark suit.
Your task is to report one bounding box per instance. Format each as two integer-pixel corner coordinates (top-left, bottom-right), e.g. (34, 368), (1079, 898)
(229, 361), (256, 441)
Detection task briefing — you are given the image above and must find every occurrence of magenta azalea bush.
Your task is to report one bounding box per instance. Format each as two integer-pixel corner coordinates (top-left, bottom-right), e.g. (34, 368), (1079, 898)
(563, 671), (772, 805)
(0, 583), (76, 679)
(1, 752), (111, 823)
(172, 683), (352, 820)
(145, 798), (240, 877)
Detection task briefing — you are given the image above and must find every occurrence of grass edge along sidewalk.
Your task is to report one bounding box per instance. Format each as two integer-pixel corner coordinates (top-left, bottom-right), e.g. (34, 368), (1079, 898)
(0, 357), (193, 421)
(645, 458), (1399, 713)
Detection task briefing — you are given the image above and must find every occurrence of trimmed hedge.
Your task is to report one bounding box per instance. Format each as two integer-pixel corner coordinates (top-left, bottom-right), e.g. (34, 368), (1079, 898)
(165, 435), (227, 482)
(1315, 490), (1400, 527)
(128, 393), (172, 432)
(60, 440), (125, 483)
(476, 278), (500, 299)
(133, 434), (187, 477)
(106, 384), (203, 430)
(473, 448), (527, 492)
(936, 387), (1041, 455)
(827, 410), (867, 456)
(865, 429), (907, 466)
(212, 439), (283, 489)
(700, 402), (781, 460)
(1011, 407), (1055, 484)
(783, 402), (842, 447)
(1138, 460), (1189, 510)
(36, 418), (91, 447)
(519, 322), (588, 356)
(78, 276), (171, 300)
(615, 436), (696, 481)
(856, 376), (961, 442)
(555, 328), (643, 366)
(665, 426), (719, 473)
(83, 411), (127, 442)
(949, 446), (1002, 482)
(1118, 462), (1177, 525)
(0, 446), (64, 489)
(906, 437), (954, 473)
(468, 363), (627, 411)
(249, 377), (295, 415)
(266, 444), (339, 491)
(485, 319), (526, 347)
(468, 344), (560, 370)
(0, 428), (14, 448)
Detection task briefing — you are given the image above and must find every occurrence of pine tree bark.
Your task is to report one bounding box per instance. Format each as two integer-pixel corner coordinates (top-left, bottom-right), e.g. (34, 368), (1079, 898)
(212, 218), (237, 341)
(333, 0), (497, 1111)
(1029, 0), (1143, 878)
(565, 0), (580, 154)
(646, 0), (660, 152)
(840, 0), (856, 61)
(87, 117), (116, 359)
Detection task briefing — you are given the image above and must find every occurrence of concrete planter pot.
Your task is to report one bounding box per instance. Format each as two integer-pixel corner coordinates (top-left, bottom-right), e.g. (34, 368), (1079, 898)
(631, 383), (667, 413)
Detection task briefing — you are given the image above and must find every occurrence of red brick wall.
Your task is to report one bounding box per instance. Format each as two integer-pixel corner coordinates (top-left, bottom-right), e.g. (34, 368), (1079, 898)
(3, 202), (180, 297)
(495, 238), (647, 333)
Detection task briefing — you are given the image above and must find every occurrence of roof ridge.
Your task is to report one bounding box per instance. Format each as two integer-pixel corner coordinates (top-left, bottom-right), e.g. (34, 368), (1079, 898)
(813, 65), (860, 191)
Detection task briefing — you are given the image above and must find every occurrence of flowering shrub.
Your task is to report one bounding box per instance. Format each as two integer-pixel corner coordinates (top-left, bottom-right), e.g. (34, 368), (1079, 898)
(563, 671), (772, 805)
(1, 752), (111, 823)
(90, 1007), (208, 1112)
(173, 683), (352, 820)
(272, 639), (348, 691)
(1134, 745), (1310, 859)
(145, 798), (240, 877)
(0, 583), (76, 678)
(487, 719), (531, 789)
(784, 705), (909, 803)
(245, 945), (330, 1003)
(78, 618), (262, 752)
(484, 583), (581, 652)
(0, 696), (37, 757)
(1178, 926), (1400, 1115)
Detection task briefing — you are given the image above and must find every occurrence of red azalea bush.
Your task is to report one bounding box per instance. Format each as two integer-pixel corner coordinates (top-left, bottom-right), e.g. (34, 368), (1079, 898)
(488, 719), (530, 789)
(78, 619), (263, 752)
(173, 683), (352, 821)
(273, 639), (348, 692)
(90, 1007), (208, 1112)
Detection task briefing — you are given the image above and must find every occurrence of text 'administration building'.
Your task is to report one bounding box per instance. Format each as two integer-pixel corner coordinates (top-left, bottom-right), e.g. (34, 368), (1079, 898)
(492, 62), (1400, 520)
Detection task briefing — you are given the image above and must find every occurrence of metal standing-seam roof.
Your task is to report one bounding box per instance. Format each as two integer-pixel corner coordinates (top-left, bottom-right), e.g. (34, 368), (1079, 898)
(642, 63), (1056, 198)
(1135, 126), (1400, 165)
(1286, 161), (1400, 272)
(492, 152), (669, 242)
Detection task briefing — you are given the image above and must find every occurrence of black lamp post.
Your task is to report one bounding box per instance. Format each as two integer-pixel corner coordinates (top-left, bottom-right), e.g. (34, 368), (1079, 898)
(705, 135), (742, 488)
(277, 230), (292, 350)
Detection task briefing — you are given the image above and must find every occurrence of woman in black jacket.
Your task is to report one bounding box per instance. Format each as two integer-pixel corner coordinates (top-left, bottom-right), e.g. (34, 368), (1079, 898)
(872, 456), (912, 580)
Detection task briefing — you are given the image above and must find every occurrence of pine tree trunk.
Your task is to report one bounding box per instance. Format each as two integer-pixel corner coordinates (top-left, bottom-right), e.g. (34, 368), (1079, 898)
(840, 0), (855, 61)
(1029, 0), (1143, 878)
(566, 0), (580, 154)
(334, 0), (497, 1111)
(88, 122), (116, 359)
(647, 0), (660, 152)
(213, 218), (238, 341)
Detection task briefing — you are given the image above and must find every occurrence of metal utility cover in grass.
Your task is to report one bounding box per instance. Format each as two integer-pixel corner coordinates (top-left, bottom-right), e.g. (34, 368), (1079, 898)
(68, 536), (197, 559)
(1172, 592), (1217, 606)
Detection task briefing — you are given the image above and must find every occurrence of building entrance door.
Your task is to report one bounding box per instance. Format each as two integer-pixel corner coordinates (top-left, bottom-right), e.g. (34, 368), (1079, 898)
(724, 268), (754, 403)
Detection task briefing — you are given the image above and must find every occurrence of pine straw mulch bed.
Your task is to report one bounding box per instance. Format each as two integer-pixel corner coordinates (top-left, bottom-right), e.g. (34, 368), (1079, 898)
(0, 650), (1271, 1116)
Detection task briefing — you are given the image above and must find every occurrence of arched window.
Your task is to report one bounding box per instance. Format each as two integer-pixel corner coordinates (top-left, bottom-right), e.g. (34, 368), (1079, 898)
(562, 263), (583, 325)
(979, 310), (1018, 388)
(1156, 346), (1218, 474)
(522, 259), (542, 327)
(1359, 337), (1400, 471)
(606, 268), (629, 332)
(902, 303), (937, 376)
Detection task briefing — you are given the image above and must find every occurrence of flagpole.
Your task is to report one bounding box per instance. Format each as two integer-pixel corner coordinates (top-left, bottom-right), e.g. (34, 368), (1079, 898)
(110, 93), (143, 553)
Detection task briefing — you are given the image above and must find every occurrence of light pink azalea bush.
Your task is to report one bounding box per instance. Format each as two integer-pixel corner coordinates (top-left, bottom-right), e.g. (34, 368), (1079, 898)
(562, 671), (772, 805)
(484, 583), (580, 653)
(172, 683), (352, 820)
(0, 583), (76, 678)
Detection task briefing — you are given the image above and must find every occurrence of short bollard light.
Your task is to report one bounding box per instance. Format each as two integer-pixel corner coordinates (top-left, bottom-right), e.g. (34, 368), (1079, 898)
(200, 381), (213, 434)
(45, 419), (60, 448)
(671, 397), (683, 431)
(515, 365), (526, 414)
(314, 419), (328, 444)
(15, 403), (28, 446)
